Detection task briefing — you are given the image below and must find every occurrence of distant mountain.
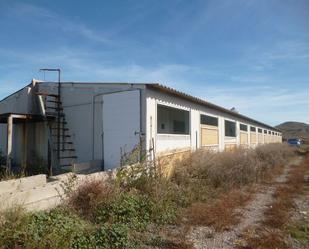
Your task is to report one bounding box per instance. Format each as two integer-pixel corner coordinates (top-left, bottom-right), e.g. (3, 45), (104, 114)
(276, 122), (309, 142)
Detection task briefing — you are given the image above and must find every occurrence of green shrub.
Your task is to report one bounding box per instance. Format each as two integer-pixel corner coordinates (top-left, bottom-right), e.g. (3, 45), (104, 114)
(0, 208), (90, 249)
(96, 193), (153, 230)
(70, 223), (138, 249)
(94, 223), (138, 249)
(0, 207), (139, 249)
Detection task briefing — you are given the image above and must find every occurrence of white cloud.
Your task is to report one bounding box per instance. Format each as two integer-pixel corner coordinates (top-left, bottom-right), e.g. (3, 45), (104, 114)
(1, 44), (308, 126)
(7, 3), (108, 43)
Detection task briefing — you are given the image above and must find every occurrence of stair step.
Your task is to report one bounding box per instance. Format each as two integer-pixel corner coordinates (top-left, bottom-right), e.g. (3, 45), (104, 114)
(46, 112), (65, 117)
(60, 156), (78, 159)
(36, 92), (59, 98)
(54, 142), (73, 144)
(50, 122), (67, 125)
(46, 106), (64, 110)
(60, 165), (74, 172)
(60, 164), (73, 167)
(52, 135), (71, 138)
(51, 128), (69, 131)
(54, 149), (75, 152)
(46, 100), (62, 104)
(45, 106), (63, 113)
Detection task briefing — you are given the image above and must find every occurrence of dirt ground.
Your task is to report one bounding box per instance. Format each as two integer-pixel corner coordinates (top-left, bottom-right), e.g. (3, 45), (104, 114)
(185, 156), (308, 249)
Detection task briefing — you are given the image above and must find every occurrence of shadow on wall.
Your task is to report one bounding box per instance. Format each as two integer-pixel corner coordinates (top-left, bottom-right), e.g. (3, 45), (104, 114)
(27, 151), (48, 175)
(0, 150), (48, 181)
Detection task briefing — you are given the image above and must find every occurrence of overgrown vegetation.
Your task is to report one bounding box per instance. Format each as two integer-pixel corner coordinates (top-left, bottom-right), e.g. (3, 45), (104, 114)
(238, 156), (309, 249)
(0, 143), (296, 248)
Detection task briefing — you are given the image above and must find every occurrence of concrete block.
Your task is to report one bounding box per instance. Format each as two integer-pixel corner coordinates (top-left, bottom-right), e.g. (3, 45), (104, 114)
(0, 182), (62, 211)
(73, 160), (102, 174)
(0, 174), (46, 195)
(25, 196), (61, 211)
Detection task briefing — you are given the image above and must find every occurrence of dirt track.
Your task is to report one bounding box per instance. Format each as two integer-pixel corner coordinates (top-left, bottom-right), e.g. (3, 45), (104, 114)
(187, 157), (303, 249)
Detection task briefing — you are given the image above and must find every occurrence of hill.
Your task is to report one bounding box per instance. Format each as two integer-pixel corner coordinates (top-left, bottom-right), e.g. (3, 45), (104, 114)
(276, 121), (309, 142)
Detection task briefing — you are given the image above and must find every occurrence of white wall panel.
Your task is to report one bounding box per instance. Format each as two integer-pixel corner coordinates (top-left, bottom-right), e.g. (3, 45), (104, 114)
(103, 90), (140, 170)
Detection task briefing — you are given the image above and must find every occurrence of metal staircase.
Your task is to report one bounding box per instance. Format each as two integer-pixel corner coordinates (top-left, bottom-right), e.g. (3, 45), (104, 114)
(37, 90), (77, 174)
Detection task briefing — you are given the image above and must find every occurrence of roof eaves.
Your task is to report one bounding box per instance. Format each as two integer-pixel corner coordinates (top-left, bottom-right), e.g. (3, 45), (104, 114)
(147, 83), (281, 132)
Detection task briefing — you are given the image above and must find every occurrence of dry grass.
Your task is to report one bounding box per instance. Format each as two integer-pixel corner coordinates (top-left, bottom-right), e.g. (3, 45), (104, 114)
(175, 143), (295, 191)
(238, 227), (289, 249)
(185, 187), (254, 231)
(151, 238), (194, 249)
(263, 158), (309, 229)
(174, 144), (295, 231)
(238, 156), (309, 249)
(67, 179), (116, 219)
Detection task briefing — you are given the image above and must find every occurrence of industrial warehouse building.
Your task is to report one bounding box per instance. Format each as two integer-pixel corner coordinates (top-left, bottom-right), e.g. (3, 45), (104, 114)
(0, 80), (282, 174)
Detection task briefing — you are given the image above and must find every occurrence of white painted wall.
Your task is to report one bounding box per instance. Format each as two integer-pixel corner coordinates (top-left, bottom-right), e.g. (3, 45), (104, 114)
(38, 83), (146, 165)
(102, 90), (141, 170)
(145, 88), (281, 155)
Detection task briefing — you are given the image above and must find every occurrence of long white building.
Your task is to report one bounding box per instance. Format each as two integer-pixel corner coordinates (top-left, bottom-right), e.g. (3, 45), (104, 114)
(0, 80), (282, 174)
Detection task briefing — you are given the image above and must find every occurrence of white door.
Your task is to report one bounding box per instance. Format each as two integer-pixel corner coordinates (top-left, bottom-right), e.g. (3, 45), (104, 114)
(102, 90), (140, 170)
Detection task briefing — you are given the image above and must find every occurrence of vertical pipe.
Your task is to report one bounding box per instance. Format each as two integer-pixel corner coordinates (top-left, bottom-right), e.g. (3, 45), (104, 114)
(6, 115), (13, 172)
(57, 70), (61, 170)
(22, 122), (27, 172)
(195, 131), (198, 150)
(139, 89), (143, 162)
(92, 95), (96, 161)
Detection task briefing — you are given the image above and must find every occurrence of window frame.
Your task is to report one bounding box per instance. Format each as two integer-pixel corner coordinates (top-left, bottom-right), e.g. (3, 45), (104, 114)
(224, 120), (237, 137)
(200, 114), (219, 127)
(157, 104), (190, 135)
(240, 123), (248, 132)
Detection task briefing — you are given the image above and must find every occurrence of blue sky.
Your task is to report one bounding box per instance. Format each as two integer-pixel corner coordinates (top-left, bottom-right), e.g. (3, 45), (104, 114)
(0, 0), (308, 125)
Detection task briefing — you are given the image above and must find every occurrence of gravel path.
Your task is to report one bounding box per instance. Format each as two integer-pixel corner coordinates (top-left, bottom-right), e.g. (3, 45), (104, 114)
(187, 157), (303, 249)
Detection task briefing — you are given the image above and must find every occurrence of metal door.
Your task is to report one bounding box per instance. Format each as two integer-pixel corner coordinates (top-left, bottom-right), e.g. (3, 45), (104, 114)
(102, 90), (140, 170)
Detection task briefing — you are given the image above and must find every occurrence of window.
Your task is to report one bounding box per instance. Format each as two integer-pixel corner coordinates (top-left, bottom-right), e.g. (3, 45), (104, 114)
(225, 120), (236, 137)
(240, 124), (248, 131)
(268, 131), (271, 134)
(157, 105), (189, 134)
(264, 130), (267, 134)
(258, 128), (263, 133)
(272, 131), (275, 135)
(200, 114), (218, 126)
(250, 126), (256, 132)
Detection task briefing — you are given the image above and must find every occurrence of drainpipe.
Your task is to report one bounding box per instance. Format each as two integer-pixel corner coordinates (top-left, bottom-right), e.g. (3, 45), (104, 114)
(6, 115), (13, 173)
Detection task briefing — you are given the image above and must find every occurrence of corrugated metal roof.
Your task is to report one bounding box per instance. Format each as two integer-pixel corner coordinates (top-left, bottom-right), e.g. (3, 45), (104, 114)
(147, 84), (281, 132)
(0, 81), (281, 132)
